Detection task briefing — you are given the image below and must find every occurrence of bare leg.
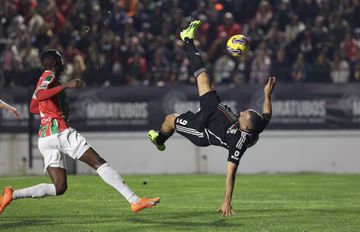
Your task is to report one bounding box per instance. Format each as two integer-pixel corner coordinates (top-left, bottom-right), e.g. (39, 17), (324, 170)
(196, 72), (213, 97)
(161, 114), (177, 134)
(78, 147), (106, 170)
(47, 167), (68, 195)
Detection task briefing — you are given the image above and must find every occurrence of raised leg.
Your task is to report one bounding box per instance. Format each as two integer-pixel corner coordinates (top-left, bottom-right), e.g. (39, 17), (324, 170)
(196, 72), (212, 96)
(180, 20), (212, 96)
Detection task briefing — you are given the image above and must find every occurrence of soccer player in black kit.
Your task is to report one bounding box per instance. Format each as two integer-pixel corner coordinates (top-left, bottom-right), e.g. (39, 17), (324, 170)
(148, 20), (277, 217)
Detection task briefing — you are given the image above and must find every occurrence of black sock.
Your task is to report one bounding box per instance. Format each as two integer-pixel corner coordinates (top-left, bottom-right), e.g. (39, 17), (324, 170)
(184, 38), (206, 78)
(156, 128), (174, 145)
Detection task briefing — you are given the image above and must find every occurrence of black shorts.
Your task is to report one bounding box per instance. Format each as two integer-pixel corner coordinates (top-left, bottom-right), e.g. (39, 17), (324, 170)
(175, 91), (220, 147)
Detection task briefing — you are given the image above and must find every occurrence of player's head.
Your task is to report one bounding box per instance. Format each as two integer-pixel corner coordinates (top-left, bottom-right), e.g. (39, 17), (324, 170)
(40, 49), (64, 74)
(238, 109), (266, 134)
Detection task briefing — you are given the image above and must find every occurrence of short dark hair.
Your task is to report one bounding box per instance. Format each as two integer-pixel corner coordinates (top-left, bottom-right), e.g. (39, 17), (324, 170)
(40, 49), (62, 70)
(247, 110), (266, 134)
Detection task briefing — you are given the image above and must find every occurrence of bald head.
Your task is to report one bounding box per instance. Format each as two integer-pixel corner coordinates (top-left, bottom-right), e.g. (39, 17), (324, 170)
(239, 109), (266, 134)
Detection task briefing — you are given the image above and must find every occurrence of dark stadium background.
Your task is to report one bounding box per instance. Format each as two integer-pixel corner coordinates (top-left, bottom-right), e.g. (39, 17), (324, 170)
(0, 1), (360, 231)
(0, 0), (359, 87)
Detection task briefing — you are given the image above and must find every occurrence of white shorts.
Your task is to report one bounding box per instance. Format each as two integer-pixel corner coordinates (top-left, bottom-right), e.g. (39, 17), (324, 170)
(38, 128), (91, 172)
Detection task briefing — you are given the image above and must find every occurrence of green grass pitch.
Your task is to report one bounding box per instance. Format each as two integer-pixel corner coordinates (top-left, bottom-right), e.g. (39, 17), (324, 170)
(1, 174), (360, 232)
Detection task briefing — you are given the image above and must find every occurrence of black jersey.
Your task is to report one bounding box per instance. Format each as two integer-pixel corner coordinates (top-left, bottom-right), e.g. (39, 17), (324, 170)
(174, 91), (269, 166)
(205, 103), (267, 165)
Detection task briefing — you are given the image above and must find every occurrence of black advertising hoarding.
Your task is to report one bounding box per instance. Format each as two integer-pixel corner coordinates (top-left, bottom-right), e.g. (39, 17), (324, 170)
(1, 83), (360, 133)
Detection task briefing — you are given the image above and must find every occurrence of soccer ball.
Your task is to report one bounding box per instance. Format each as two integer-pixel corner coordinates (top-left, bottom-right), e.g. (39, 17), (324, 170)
(226, 35), (249, 57)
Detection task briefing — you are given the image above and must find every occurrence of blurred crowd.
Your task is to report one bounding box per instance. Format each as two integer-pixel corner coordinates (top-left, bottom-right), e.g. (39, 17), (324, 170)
(0, 0), (359, 88)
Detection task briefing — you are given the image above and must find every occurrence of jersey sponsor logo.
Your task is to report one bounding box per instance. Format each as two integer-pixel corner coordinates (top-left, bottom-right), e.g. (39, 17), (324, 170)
(227, 129), (237, 134)
(41, 117), (52, 124)
(33, 75), (55, 100)
(226, 123), (238, 134)
(231, 150), (240, 160)
(39, 75), (55, 89)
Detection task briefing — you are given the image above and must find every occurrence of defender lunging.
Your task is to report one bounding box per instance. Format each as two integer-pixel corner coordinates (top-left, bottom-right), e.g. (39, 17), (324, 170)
(0, 50), (159, 215)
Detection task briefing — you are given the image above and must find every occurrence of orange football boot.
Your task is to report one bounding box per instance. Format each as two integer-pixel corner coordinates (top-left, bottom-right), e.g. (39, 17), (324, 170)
(0, 186), (14, 215)
(130, 196), (160, 213)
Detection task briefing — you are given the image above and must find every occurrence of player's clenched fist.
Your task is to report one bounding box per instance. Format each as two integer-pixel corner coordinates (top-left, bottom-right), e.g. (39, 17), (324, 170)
(0, 100), (20, 118)
(64, 79), (84, 89)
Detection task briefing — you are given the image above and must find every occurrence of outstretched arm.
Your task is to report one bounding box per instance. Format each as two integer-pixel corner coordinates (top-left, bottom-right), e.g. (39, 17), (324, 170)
(31, 79), (84, 114)
(262, 76), (277, 120)
(218, 161), (238, 217)
(0, 99), (20, 118)
(36, 79), (84, 101)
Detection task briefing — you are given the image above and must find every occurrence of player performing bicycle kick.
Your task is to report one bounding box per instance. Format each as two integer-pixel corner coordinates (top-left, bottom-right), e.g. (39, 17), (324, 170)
(148, 20), (276, 217)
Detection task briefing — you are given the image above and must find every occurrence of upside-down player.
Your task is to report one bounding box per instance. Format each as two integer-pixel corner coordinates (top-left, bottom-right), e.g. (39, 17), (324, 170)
(148, 20), (276, 217)
(0, 49), (160, 215)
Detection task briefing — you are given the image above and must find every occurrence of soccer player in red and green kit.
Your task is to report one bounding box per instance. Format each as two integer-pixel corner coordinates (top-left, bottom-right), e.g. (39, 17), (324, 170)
(0, 49), (160, 214)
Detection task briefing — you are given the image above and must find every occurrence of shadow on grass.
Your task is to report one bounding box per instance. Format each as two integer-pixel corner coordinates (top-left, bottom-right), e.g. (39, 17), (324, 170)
(126, 211), (243, 231)
(0, 219), (53, 230)
(0, 211), (243, 231)
(2, 208), (359, 231)
(240, 207), (360, 215)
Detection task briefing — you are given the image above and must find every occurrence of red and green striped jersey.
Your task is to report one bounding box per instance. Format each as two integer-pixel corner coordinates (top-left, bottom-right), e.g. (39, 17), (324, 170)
(32, 70), (69, 137)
